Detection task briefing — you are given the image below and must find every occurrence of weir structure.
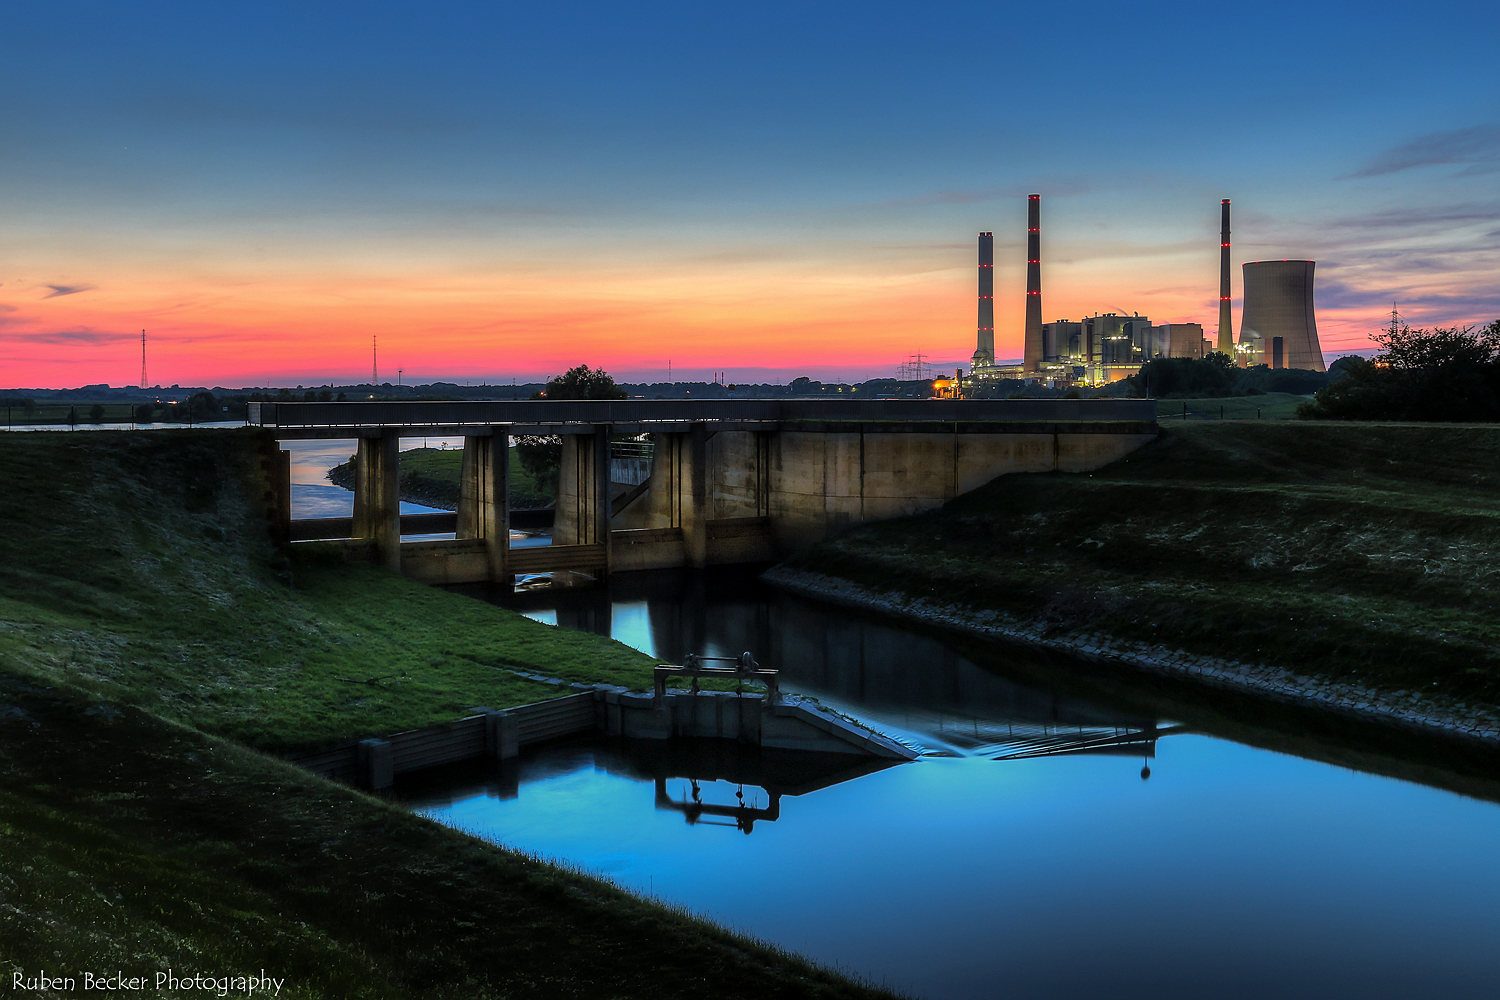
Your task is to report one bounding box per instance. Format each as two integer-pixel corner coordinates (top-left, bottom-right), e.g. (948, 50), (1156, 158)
(249, 397), (1157, 583)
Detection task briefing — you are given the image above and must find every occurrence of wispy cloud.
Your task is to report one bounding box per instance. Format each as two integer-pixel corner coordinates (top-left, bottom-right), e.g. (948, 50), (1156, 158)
(1353, 123), (1500, 177)
(4, 327), (134, 345)
(43, 283), (97, 298)
(863, 179), (1094, 210)
(1317, 202), (1500, 231)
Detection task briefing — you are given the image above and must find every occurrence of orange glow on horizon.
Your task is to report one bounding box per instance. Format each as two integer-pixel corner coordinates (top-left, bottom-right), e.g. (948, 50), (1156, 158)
(0, 254), (1397, 387)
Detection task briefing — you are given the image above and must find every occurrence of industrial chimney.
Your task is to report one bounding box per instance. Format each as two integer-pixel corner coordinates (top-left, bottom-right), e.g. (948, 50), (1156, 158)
(1240, 260), (1324, 371)
(972, 232), (995, 369)
(1023, 195), (1043, 372)
(1217, 199), (1234, 355)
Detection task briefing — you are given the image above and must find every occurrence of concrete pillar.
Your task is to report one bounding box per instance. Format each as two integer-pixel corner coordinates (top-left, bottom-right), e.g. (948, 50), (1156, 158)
(682, 423), (708, 568)
(594, 424), (612, 574)
(756, 431), (771, 518)
(357, 738), (393, 790)
(278, 449), (292, 536)
(352, 428), (401, 572)
(557, 428), (610, 559)
(457, 428), (510, 581)
(556, 434), (584, 546)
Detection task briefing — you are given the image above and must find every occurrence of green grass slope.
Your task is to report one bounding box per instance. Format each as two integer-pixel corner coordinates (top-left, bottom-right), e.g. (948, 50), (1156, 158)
(787, 422), (1500, 704)
(0, 430), (652, 752)
(0, 430), (895, 998)
(0, 678), (895, 1000)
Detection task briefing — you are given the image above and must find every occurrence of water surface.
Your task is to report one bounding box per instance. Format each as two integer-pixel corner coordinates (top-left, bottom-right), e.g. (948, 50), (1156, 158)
(405, 568), (1500, 999)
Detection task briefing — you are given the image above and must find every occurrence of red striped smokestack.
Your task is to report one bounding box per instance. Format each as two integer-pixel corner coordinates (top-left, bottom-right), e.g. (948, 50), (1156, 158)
(1023, 195), (1042, 372)
(973, 232), (995, 367)
(1217, 199), (1233, 354)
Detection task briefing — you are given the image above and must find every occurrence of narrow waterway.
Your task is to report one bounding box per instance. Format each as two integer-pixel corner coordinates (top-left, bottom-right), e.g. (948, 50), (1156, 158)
(282, 446), (1500, 998)
(397, 567), (1500, 1000)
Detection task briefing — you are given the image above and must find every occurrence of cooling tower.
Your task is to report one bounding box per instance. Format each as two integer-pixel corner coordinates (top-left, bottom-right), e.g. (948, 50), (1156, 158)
(1023, 195), (1043, 372)
(973, 232), (995, 368)
(1217, 200), (1233, 354)
(1240, 260), (1324, 371)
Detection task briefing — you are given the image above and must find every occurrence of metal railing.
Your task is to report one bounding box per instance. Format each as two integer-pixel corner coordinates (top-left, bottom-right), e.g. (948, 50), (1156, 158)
(653, 651), (779, 702)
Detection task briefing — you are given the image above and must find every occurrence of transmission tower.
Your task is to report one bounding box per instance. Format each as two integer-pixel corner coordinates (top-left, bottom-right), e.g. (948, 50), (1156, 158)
(140, 330), (147, 388)
(896, 353), (932, 381)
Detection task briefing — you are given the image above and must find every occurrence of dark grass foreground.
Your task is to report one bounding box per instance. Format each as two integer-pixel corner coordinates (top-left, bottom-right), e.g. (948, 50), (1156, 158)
(0, 679), (896, 999)
(785, 422), (1500, 706)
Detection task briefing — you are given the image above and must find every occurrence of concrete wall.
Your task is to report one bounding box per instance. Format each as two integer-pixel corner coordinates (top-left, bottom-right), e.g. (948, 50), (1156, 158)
(764, 429), (1155, 550)
(598, 688), (914, 758)
(291, 687), (916, 789)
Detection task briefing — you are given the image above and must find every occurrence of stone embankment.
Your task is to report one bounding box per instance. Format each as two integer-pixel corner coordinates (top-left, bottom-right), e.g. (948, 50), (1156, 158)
(763, 567), (1500, 746)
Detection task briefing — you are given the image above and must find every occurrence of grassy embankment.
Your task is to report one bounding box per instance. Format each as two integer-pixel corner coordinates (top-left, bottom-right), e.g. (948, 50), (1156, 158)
(328, 446), (554, 511)
(0, 430), (889, 998)
(784, 421), (1500, 709)
(0, 431), (647, 754)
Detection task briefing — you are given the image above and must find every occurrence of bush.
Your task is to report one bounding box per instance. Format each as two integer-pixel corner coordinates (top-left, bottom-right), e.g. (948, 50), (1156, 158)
(1301, 320), (1500, 422)
(1127, 353), (1238, 398)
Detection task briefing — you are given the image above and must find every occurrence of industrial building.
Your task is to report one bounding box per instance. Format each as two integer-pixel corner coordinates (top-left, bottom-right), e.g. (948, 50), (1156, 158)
(963, 195), (1317, 392)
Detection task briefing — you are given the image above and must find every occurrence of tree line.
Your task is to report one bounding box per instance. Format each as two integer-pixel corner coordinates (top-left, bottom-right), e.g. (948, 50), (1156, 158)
(1299, 319), (1500, 421)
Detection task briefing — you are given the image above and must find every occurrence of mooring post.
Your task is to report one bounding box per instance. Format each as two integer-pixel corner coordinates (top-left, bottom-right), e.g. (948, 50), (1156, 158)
(357, 738), (393, 790)
(484, 709), (519, 760)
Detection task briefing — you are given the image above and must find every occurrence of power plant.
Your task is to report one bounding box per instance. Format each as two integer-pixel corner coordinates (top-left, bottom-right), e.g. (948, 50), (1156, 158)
(1239, 260), (1325, 371)
(963, 195), (1322, 389)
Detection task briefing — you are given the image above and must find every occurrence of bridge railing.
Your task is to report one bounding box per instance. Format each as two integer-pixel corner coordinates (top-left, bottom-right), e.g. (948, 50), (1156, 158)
(654, 652), (779, 702)
(248, 397), (1158, 429)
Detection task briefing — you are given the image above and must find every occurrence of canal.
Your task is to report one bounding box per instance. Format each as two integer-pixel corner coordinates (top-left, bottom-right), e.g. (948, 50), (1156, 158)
(290, 439), (1500, 999)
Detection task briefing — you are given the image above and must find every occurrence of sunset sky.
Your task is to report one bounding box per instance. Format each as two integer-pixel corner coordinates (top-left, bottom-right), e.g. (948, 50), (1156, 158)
(2, 1), (1498, 388)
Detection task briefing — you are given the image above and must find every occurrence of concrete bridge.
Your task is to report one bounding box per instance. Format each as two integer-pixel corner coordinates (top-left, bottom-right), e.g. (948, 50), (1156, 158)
(249, 397), (1157, 584)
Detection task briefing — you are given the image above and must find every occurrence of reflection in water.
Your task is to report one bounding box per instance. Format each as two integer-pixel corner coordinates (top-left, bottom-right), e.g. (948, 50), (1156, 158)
(413, 565), (1500, 999)
(405, 731), (1500, 1000)
(658, 778), (779, 834)
(458, 565), (1172, 759)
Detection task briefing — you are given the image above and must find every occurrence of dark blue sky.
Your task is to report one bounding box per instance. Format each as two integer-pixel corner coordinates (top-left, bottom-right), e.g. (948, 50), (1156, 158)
(2, 0), (1498, 383)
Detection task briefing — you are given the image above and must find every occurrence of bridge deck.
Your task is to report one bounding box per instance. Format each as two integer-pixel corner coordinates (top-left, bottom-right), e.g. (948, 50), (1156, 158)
(250, 397), (1157, 436)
